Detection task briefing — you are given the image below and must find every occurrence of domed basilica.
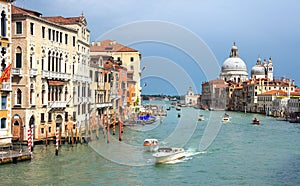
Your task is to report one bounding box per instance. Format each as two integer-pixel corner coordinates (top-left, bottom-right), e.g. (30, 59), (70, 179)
(220, 42), (274, 83)
(220, 42), (248, 83)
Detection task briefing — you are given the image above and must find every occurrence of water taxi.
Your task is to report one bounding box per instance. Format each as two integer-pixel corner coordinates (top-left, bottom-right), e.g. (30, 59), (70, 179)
(152, 147), (185, 163)
(143, 139), (159, 152)
(252, 118), (260, 125)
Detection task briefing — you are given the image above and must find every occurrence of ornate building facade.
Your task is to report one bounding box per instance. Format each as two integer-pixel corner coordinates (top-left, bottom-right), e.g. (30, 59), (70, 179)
(11, 5), (90, 141)
(90, 40), (141, 112)
(0, 0), (14, 145)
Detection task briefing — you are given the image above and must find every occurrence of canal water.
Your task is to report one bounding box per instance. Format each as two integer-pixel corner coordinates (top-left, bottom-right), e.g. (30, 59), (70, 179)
(1, 102), (300, 185)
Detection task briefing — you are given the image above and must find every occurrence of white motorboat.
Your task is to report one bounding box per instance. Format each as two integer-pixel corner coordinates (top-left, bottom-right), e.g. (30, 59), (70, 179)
(152, 147), (185, 163)
(222, 113), (230, 122)
(198, 115), (205, 121)
(143, 139), (159, 152)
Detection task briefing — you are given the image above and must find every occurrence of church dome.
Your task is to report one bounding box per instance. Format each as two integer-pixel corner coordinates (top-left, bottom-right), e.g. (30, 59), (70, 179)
(251, 65), (265, 76)
(220, 42), (248, 83)
(221, 57), (247, 72)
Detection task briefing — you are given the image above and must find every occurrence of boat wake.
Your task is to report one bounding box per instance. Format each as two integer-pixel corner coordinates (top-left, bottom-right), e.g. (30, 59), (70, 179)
(162, 149), (206, 164)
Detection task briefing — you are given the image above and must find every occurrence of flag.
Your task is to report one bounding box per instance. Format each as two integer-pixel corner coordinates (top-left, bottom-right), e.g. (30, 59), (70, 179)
(143, 82), (147, 87)
(0, 63), (12, 84)
(141, 66), (146, 71)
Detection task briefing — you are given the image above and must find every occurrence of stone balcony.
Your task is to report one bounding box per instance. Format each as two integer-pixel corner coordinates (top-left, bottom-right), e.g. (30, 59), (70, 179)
(11, 68), (22, 76)
(74, 74), (92, 83)
(96, 102), (112, 108)
(29, 68), (38, 77)
(1, 82), (11, 91)
(48, 101), (67, 108)
(42, 70), (71, 80)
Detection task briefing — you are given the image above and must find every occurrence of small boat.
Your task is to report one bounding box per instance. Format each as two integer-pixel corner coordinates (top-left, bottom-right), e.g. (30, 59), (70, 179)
(166, 107), (171, 111)
(143, 139), (159, 152)
(177, 113), (181, 118)
(176, 107), (181, 111)
(152, 147), (185, 163)
(252, 118), (260, 125)
(198, 115), (205, 121)
(222, 113), (230, 122)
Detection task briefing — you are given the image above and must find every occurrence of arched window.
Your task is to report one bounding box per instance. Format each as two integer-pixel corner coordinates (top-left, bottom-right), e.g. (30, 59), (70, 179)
(1, 118), (6, 129)
(1, 11), (7, 37)
(16, 47), (22, 68)
(30, 84), (34, 104)
(48, 51), (51, 71)
(56, 52), (59, 72)
(42, 84), (45, 105)
(64, 86), (68, 101)
(16, 89), (22, 105)
(52, 51), (55, 71)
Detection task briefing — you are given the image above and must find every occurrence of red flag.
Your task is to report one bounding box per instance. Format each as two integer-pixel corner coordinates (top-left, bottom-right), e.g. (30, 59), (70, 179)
(0, 63), (12, 83)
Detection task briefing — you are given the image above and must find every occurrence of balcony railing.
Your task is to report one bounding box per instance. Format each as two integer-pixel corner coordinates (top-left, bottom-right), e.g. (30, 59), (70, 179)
(11, 68), (22, 76)
(42, 70), (71, 80)
(96, 102), (112, 108)
(1, 82), (11, 91)
(48, 101), (67, 108)
(29, 68), (38, 77)
(74, 74), (92, 83)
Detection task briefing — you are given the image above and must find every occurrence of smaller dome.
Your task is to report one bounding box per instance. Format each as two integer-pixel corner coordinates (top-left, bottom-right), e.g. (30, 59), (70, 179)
(251, 65), (265, 76)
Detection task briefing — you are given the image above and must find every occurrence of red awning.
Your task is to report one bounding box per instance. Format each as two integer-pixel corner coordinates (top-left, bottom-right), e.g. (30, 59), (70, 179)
(48, 80), (66, 86)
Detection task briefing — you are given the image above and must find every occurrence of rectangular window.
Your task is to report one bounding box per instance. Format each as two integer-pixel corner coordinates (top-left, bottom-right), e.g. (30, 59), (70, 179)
(48, 112), (52, 122)
(95, 71), (98, 82)
(1, 118), (6, 129)
(52, 30), (55, 41)
(60, 32), (62, 43)
(65, 112), (68, 122)
(16, 22), (22, 34)
(16, 53), (22, 68)
(130, 57), (134, 62)
(65, 34), (68, 45)
(72, 36), (76, 47)
(48, 127), (51, 133)
(42, 26), (45, 38)
(89, 70), (93, 79)
(56, 31), (59, 42)
(73, 112), (76, 121)
(1, 96), (7, 109)
(30, 22), (34, 35)
(41, 128), (44, 134)
(41, 113), (45, 123)
(48, 28), (51, 40)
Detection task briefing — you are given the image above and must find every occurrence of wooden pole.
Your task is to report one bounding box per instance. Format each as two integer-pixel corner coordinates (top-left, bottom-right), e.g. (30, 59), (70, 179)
(55, 127), (59, 156)
(45, 128), (48, 147)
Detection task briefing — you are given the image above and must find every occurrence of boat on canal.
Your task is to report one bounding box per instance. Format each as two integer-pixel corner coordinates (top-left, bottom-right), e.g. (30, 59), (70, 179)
(252, 118), (260, 125)
(198, 115), (205, 121)
(152, 147), (185, 163)
(222, 113), (230, 122)
(143, 139), (159, 152)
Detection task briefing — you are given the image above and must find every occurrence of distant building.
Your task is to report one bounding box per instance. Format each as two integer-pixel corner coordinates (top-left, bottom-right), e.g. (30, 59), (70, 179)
(287, 97), (300, 114)
(90, 40), (141, 115)
(184, 86), (199, 106)
(201, 79), (228, 110)
(251, 57), (273, 80)
(243, 78), (295, 113)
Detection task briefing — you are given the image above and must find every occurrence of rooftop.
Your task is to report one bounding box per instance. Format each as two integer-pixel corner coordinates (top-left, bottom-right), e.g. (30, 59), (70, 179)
(90, 40), (138, 52)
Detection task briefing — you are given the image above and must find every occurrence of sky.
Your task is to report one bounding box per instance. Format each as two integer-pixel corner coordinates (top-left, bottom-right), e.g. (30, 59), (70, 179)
(14, 0), (300, 95)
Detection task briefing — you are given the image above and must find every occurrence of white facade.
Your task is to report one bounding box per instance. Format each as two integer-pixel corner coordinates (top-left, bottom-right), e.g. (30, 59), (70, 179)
(220, 43), (248, 83)
(185, 86), (198, 106)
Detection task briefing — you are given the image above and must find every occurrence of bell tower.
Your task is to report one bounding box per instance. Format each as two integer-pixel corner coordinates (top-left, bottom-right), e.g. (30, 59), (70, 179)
(267, 57), (273, 81)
